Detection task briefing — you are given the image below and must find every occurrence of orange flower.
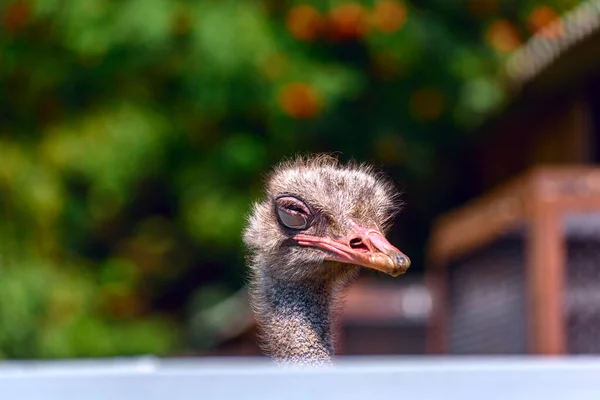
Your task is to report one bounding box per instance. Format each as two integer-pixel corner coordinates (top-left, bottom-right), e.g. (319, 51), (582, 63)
(2, 1), (29, 34)
(286, 5), (322, 41)
(409, 87), (445, 121)
(528, 6), (562, 38)
(486, 20), (521, 53)
(327, 2), (369, 41)
(278, 83), (322, 119)
(371, 0), (407, 34)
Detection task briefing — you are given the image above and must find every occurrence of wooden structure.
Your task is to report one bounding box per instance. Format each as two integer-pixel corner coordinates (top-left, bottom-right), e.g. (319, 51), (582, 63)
(427, 167), (600, 354)
(426, 1), (600, 356)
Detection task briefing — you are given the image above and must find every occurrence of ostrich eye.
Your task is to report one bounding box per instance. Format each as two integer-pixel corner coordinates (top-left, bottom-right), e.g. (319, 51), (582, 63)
(274, 196), (311, 230)
(276, 208), (308, 229)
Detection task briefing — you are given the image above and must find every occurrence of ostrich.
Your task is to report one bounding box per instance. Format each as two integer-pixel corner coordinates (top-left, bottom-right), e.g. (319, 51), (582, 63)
(243, 154), (410, 365)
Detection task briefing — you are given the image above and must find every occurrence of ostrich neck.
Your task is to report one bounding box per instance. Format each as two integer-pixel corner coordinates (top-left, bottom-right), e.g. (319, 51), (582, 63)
(253, 273), (342, 365)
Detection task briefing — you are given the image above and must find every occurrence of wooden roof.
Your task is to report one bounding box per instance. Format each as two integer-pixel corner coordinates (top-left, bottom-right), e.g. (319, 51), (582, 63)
(506, 0), (600, 95)
(469, 0), (600, 142)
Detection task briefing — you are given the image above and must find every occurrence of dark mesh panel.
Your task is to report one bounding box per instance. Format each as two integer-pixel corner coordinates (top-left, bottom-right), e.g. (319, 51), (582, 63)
(565, 213), (600, 354)
(448, 237), (526, 354)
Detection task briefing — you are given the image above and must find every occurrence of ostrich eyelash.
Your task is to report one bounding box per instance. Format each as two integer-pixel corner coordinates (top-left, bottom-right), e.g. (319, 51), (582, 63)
(273, 194), (311, 214)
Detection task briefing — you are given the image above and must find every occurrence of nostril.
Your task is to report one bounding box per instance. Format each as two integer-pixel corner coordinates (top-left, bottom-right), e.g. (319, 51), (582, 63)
(394, 254), (410, 267)
(349, 237), (369, 252)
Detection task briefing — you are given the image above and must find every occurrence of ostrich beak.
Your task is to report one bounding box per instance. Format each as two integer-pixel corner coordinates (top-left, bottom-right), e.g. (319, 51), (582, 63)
(293, 224), (410, 277)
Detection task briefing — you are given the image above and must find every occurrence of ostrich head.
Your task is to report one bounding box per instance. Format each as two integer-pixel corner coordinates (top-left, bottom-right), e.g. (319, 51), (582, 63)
(244, 154), (409, 284)
(243, 154), (410, 364)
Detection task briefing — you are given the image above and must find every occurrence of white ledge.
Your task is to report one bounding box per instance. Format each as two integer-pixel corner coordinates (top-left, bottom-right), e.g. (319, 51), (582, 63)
(1, 356), (600, 399)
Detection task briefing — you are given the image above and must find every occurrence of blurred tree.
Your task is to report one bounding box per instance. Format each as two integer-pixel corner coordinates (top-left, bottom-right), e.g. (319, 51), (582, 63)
(0, 0), (577, 357)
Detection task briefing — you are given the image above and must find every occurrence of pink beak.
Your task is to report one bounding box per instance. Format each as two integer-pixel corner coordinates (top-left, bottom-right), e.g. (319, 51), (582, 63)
(293, 223), (410, 277)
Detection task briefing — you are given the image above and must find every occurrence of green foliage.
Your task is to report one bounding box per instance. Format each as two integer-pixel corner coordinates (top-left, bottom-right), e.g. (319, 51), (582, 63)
(0, 0), (577, 357)
(0, 254), (175, 358)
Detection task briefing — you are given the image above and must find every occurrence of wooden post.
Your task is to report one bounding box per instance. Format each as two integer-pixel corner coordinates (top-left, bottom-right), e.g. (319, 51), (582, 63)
(526, 189), (566, 354)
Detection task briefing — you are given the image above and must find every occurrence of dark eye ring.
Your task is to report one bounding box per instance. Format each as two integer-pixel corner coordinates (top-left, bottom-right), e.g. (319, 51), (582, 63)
(274, 196), (311, 230)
